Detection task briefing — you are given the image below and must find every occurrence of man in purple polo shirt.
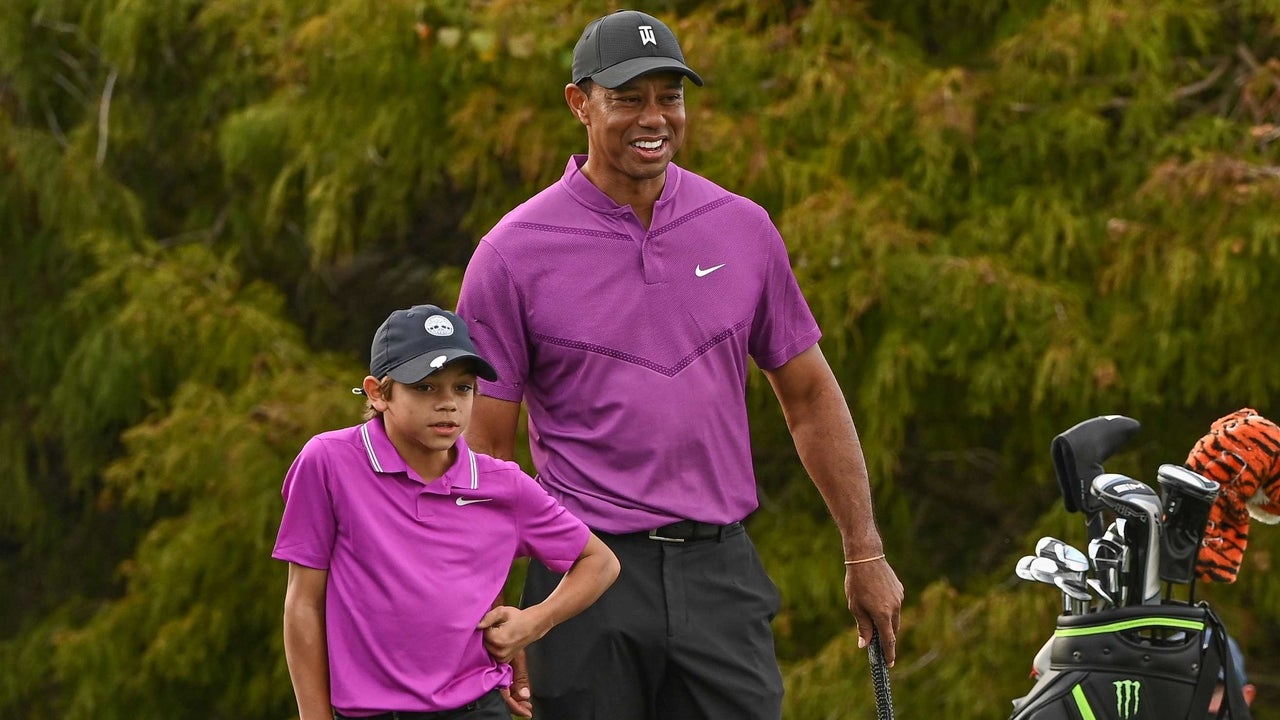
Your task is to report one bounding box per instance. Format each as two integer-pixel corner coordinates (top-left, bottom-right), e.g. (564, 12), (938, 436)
(273, 305), (619, 720)
(457, 9), (904, 720)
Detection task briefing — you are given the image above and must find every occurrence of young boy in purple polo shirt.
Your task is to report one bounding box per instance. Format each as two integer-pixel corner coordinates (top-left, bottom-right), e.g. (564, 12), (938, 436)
(272, 304), (619, 720)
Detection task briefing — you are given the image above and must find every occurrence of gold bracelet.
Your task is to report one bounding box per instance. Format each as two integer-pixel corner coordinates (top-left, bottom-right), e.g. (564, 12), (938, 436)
(843, 553), (886, 566)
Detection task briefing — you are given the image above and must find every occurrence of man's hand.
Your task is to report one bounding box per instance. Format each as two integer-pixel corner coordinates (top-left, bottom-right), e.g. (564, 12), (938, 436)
(845, 558), (904, 666)
(499, 649), (534, 718)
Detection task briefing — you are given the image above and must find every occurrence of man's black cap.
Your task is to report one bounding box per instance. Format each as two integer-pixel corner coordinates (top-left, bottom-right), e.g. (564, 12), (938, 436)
(572, 10), (703, 88)
(368, 305), (498, 383)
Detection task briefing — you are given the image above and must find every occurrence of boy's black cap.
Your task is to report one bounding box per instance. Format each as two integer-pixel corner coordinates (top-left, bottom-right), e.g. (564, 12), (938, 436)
(572, 10), (703, 88)
(369, 305), (497, 383)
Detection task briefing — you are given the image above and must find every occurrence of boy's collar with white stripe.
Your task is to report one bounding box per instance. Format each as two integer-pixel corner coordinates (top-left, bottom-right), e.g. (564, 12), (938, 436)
(359, 419), (478, 490)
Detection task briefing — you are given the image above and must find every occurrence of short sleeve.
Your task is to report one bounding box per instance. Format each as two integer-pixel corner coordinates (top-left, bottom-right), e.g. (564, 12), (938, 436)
(271, 438), (338, 570)
(748, 216), (822, 370)
(513, 475), (590, 574)
(457, 238), (530, 403)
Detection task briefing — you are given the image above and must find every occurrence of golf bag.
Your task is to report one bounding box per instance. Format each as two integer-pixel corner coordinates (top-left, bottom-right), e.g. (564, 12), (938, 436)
(1009, 603), (1251, 720)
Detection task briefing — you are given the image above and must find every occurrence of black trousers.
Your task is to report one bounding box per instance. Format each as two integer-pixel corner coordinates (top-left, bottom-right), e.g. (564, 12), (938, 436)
(523, 523), (784, 720)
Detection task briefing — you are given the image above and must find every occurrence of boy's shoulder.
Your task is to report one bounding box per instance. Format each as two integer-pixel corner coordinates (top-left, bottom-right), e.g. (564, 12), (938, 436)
(293, 423), (378, 472)
(304, 423), (368, 452)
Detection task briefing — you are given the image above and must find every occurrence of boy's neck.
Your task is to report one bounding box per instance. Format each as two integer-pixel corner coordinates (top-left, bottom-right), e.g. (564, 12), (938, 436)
(402, 445), (456, 484)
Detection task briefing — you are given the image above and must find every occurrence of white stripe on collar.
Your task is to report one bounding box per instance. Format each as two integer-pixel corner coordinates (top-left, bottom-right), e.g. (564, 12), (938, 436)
(360, 423), (384, 473)
(362, 423), (474, 486)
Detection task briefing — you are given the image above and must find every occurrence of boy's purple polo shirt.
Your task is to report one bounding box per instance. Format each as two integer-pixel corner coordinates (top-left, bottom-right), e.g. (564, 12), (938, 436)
(272, 421), (589, 715)
(458, 156), (821, 534)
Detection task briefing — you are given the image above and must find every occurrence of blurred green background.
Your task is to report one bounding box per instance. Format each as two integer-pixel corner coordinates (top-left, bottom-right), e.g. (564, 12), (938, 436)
(2, 0), (1278, 717)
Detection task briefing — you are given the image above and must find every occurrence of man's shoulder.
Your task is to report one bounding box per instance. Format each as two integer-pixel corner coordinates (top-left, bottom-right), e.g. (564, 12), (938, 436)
(669, 164), (767, 217)
(489, 180), (578, 233)
(472, 452), (553, 497)
(672, 163), (732, 195)
(471, 451), (533, 482)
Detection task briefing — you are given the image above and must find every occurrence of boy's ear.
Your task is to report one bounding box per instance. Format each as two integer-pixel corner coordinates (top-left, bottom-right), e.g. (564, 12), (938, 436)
(362, 376), (389, 410)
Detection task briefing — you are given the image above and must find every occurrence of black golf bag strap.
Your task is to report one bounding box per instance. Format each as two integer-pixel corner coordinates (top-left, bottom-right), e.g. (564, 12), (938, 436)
(1204, 605), (1253, 720)
(1188, 635), (1221, 718)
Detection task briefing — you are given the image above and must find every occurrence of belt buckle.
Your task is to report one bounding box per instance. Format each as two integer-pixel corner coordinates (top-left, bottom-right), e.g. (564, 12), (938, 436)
(647, 528), (686, 543)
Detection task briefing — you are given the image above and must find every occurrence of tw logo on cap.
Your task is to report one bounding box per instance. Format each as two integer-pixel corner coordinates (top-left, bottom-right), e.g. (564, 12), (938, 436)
(639, 25), (656, 46)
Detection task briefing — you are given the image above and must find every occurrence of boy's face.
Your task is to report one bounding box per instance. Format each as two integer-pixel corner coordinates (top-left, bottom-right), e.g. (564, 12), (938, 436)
(365, 361), (477, 468)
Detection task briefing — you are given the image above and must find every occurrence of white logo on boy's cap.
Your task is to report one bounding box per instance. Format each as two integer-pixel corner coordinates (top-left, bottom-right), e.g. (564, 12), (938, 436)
(424, 315), (455, 337)
(366, 304), (499, 385)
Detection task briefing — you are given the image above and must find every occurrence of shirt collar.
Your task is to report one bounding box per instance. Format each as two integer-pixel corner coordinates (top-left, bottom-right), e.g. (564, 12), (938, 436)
(561, 154), (684, 214)
(359, 418), (478, 492)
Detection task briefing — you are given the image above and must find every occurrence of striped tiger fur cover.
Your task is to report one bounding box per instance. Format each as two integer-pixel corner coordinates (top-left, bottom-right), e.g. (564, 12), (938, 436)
(1185, 408), (1280, 583)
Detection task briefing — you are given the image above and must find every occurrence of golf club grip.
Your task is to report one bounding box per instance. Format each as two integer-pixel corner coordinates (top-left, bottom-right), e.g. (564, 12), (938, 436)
(869, 626), (894, 720)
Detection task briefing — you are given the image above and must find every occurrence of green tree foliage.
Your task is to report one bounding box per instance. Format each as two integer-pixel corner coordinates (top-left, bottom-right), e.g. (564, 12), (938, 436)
(3, 0), (1279, 717)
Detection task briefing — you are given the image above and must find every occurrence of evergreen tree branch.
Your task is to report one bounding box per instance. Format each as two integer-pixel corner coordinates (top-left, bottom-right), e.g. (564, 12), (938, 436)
(95, 68), (117, 168)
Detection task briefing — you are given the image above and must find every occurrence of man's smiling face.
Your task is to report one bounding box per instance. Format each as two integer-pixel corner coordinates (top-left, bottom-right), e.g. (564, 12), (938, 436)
(577, 71), (686, 191)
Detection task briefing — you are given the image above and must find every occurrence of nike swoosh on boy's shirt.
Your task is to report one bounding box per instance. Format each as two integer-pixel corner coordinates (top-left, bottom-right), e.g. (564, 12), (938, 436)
(455, 497), (493, 506)
(695, 263), (726, 277)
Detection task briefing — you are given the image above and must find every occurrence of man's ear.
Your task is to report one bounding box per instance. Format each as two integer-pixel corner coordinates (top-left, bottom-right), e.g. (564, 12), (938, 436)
(565, 83), (590, 125)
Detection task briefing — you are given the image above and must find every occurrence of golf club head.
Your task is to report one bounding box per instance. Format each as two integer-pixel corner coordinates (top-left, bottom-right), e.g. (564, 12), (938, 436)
(1092, 472), (1159, 514)
(1086, 577), (1115, 610)
(1091, 542), (1123, 606)
(1050, 415), (1141, 537)
(1034, 536), (1055, 556)
(1028, 556), (1063, 586)
(1036, 536), (1089, 574)
(1055, 544), (1090, 575)
(1092, 473), (1163, 605)
(1053, 576), (1092, 615)
(1102, 519), (1125, 547)
(1156, 464), (1220, 585)
(1015, 555), (1037, 581)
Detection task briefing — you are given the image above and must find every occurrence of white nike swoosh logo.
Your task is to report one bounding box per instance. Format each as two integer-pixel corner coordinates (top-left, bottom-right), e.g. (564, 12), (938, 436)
(695, 263), (726, 277)
(455, 497), (493, 506)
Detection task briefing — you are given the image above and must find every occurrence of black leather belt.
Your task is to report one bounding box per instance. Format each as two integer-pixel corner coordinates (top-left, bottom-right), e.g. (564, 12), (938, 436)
(333, 698), (483, 720)
(646, 520), (743, 543)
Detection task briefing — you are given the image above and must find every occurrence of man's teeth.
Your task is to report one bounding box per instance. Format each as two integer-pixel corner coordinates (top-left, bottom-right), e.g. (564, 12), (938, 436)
(632, 139), (662, 150)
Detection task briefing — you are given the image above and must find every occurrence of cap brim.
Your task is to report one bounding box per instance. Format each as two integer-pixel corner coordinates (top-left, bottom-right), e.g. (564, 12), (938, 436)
(589, 57), (703, 88)
(387, 350), (499, 383)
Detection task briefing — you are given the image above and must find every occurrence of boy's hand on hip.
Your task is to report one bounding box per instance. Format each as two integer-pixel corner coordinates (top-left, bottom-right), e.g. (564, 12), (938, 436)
(478, 605), (546, 664)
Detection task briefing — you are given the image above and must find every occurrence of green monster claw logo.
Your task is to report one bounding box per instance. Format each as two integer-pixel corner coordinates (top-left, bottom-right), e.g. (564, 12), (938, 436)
(1113, 679), (1141, 719)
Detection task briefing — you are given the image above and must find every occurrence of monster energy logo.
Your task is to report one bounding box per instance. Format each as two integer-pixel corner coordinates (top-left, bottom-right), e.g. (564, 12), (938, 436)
(1113, 679), (1141, 719)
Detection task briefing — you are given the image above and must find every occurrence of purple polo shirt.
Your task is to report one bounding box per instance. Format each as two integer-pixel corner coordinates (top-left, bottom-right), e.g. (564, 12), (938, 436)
(272, 420), (589, 716)
(457, 156), (820, 533)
